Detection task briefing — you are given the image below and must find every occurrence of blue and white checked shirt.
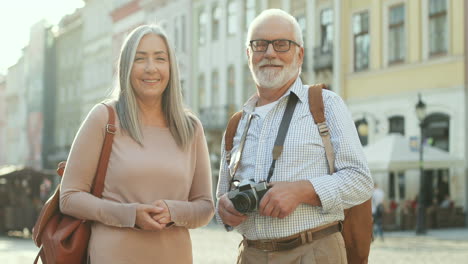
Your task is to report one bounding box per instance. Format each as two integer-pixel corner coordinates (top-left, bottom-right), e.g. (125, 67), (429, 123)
(216, 78), (373, 240)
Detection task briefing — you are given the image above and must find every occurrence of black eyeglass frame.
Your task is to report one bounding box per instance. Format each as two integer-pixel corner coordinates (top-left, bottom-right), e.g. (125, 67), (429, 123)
(249, 39), (301, 52)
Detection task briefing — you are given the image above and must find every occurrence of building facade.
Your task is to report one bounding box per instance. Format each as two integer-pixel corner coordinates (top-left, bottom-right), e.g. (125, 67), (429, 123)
(81, 0), (114, 117)
(49, 9), (84, 167)
(338, 0), (466, 211)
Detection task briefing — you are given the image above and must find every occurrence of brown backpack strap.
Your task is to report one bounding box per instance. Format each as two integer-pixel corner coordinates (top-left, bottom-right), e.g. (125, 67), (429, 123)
(91, 103), (116, 198)
(224, 111), (243, 164)
(308, 84), (336, 174)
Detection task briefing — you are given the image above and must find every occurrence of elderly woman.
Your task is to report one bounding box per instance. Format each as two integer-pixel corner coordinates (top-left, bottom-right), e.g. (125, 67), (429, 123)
(60, 25), (214, 263)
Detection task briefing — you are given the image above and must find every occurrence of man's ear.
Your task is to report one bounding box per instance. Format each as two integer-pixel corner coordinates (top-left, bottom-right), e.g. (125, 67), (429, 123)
(246, 48), (251, 60)
(298, 46), (304, 63)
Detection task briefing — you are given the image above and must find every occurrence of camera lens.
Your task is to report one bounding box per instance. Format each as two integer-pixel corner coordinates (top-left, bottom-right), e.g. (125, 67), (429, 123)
(231, 192), (256, 213)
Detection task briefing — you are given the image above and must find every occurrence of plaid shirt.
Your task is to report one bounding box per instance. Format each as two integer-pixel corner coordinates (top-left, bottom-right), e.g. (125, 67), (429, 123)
(215, 78), (373, 240)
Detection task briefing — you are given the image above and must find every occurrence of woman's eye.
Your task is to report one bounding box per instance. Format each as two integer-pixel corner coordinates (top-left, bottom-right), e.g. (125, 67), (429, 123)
(156, 57), (166, 61)
(134, 57), (144, 61)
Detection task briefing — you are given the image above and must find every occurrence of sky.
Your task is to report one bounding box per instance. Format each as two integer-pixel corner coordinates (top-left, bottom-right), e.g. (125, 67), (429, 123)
(0, 0), (85, 75)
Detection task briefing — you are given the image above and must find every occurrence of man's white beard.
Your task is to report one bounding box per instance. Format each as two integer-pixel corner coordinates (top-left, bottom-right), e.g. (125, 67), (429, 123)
(250, 55), (299, 90)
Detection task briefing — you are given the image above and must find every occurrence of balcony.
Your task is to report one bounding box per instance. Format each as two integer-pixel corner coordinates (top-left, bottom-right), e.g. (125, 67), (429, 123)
(313, 45), (333, 71)
(199, 105), (236, 131)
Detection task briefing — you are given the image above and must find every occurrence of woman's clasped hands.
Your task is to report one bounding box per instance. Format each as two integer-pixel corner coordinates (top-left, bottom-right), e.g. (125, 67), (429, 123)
(135, 200), (173, 231)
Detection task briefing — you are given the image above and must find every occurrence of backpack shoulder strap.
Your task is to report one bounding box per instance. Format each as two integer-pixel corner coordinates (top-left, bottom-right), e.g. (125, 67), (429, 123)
(308, 84), (336, 174)
(224, 111), (243, 164)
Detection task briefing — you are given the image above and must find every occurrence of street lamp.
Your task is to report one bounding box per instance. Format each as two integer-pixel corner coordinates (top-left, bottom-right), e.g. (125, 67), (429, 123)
(415, 93), (427, 235)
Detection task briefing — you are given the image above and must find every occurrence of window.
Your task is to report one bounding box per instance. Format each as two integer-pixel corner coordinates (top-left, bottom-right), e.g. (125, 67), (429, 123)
(198, 74), (205, 109)
(320, 9), (333, 53)
(198, 9), (207, 45)
(389, 172), (405, 200)
(211, 71), (219, 106)
(245, 0), (256, 31)
(424, 113), (450, 151)
(296, 15), (307, 72)
(388, 4), (405, 64)
(212, 5), (221, 41)
(353, 11), (370, 71)
(227, 66), (235, 104)
(355, 118), (368, 146)
(429, 0), (448, 56)
(181, 15), (186, 52)
(227, 65), (236, 114)
(227, 0), (238, 36)
(243, 64), (255, 101)
(388, 116), (405, 135)
(174, 17), (179, 51)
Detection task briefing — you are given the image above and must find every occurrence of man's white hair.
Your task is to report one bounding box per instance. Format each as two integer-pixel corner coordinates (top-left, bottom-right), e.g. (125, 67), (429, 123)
(245, 9), (304, 48)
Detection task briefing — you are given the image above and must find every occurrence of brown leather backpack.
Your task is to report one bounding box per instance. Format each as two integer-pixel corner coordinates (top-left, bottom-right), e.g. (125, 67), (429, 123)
(32, 103), (116, 264)
(224, 84), (373, 264)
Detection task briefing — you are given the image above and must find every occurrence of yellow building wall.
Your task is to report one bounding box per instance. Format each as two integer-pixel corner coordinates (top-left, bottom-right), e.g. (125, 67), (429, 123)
(347, 59), (464, 98)
(408, 0), (421, 63)
(342, 0), (465, 100)
(451, 0), (465, 55)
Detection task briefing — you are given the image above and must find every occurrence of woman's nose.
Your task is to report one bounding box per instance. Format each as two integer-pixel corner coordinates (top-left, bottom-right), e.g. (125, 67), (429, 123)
(145, 60), (158, 73)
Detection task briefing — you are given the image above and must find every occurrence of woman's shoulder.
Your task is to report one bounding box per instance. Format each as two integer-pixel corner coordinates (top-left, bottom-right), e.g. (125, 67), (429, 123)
(183, 109), (200, 127)
(84, 99), (118, 125)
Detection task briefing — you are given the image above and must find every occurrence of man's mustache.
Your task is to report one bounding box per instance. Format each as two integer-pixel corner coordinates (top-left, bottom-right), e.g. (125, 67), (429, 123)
(257, 59), (284, 67)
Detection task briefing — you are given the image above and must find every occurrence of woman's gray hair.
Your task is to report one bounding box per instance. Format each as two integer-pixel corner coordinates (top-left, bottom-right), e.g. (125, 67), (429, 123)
(113, 24), (196, 149)
(245, 9), (304, 47)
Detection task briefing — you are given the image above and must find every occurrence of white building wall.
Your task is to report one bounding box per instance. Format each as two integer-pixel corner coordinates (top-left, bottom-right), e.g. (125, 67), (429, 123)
(144, 0), (194, 107)
(194, 0), (248, 112)
(5, 59), (28, 166)
(348, 85), (466, 208)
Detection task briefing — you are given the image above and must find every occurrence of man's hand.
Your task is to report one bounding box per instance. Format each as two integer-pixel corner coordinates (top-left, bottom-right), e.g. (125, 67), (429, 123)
(151, 200), (173, 225)
(259, 180), (321, 219)
(135, 204), (166, 231)
(218, 194), (248, 227)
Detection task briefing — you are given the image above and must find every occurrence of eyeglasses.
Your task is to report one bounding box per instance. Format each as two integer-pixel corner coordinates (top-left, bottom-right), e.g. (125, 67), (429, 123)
(249, 39), (301, 52)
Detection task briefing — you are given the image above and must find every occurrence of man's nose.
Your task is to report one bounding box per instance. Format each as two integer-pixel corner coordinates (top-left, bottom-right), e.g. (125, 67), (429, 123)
(263, 43), (277, 59)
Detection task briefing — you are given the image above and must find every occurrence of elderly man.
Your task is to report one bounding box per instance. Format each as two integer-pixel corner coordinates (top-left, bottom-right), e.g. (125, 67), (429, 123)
(216, 9), (373, 264)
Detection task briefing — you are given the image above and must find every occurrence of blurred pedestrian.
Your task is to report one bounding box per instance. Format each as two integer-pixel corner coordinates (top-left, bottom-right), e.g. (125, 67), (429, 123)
(59, 24), (214, 263)
(372, 183), (385, 241)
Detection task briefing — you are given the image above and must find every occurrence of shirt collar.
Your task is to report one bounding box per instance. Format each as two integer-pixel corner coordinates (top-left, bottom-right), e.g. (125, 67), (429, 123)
(243, 77), (306, 114)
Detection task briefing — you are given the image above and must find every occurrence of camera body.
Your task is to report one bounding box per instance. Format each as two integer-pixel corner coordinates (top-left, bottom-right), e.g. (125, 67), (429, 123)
(227, 179), (270, 213)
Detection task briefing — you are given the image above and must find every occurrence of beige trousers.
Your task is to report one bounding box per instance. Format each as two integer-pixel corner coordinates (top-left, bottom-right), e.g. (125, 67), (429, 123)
(236, 232), (347, 264)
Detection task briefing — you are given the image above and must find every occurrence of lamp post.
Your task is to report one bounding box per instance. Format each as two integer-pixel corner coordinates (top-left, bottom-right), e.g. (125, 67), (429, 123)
(415, 93), (427, 235)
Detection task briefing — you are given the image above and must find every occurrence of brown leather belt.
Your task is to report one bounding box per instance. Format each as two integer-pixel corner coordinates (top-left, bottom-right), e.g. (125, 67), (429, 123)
(244, 222), (342, 252)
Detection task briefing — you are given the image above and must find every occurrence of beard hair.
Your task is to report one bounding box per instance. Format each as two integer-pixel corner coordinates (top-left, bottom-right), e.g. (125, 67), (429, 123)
(250, 55), (299, 90)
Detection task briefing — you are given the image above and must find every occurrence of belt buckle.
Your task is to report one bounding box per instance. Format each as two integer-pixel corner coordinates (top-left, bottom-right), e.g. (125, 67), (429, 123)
(258, 240), (274, 252)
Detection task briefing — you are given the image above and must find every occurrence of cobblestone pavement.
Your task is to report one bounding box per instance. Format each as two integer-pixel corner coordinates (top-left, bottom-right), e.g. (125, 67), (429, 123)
(2, 225), (468, 263)
(190, 224), (468, 264)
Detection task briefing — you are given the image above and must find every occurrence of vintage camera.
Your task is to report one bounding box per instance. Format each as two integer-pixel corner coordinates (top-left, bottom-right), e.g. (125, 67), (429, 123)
(227, 179), (270, 213)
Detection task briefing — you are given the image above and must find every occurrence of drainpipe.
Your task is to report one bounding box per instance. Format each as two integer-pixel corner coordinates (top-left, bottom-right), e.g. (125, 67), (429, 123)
(464, 0), (468, 226)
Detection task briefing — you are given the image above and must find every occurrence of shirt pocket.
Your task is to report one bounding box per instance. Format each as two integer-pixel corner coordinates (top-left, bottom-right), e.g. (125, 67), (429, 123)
(280, 121), (326, 167)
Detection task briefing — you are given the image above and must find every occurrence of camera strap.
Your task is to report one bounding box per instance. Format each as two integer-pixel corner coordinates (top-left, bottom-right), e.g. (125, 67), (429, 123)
(227, 92), (299, 188)
(229, 113), (254, 189)
(267, 93), (298, 182)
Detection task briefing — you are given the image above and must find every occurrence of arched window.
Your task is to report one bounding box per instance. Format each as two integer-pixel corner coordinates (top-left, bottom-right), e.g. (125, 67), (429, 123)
(424, 113), (449, 151)
(355, 118), (368, 146)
